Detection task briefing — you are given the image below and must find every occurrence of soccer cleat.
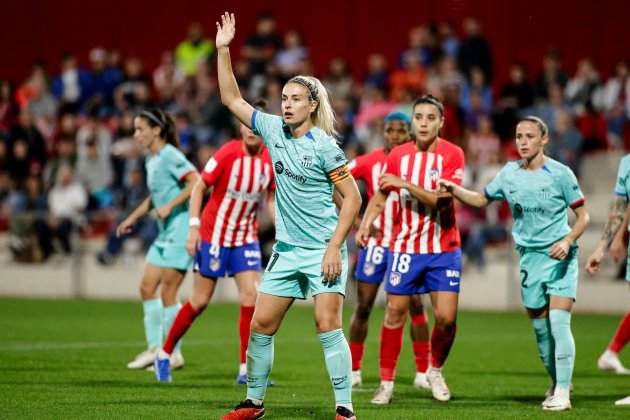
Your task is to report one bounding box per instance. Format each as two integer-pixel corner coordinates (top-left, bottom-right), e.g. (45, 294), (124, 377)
(351, 370), (362, 388)
(170, 351), (185, 370)
(370, 382), (393, 405)
(615, 396), (630, 406)
(544, 382), (573, 398)
(597, 350), (630, 374)
(154, 354), (172, 382)
(427, 368), (451, 402)
(542, 389), (571, 411)
(413, 372), (431, 390)
(127, 347), (158, 369)
(335, 406), (356, 420)
(221, 399), (265, 420)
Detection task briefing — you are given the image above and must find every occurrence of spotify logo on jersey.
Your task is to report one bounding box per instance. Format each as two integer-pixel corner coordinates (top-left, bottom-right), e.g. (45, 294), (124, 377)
(275, 161), (284, 174)
(513, 203), (523, 218)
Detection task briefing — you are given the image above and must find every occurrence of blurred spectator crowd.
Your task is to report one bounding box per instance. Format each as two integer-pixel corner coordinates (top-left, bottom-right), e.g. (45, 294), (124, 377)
(1, 14), (629, 268)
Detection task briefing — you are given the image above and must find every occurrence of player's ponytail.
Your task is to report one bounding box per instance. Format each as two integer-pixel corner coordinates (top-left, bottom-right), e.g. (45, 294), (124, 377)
(138, 108), (180, 148)
(288, 75), (338, 138)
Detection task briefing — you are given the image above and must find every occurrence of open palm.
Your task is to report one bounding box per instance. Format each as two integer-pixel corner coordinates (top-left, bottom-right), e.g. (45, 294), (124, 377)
(216, 12), (236, 48)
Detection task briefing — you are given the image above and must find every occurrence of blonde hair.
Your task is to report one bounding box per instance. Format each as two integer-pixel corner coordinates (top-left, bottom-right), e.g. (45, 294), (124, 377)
(287, 75), (338, 137)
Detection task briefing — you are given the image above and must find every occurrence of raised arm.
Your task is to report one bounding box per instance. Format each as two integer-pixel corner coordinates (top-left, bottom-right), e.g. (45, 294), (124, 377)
(185, 177), (207, 256)
(216, 12), (255, 126)
(438, 179), (490, 208)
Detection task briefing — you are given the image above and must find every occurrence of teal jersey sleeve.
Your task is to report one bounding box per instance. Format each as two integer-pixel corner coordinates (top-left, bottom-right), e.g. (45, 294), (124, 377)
(318, 137), (348, 173)
(559, 166), (585, 208)
(165, 145), (196, 181)
(614, 155), (630, 198)
(484, 164), (508, 201)
(251, 111), (283, 146)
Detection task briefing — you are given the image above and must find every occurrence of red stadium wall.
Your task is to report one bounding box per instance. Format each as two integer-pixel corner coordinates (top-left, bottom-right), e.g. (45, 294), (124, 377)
(1, 0), (627, 85)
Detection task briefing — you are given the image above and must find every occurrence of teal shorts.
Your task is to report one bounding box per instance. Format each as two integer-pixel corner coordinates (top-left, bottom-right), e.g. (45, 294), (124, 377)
(146, 243), (192, 271)
(259, 241), (349, 300)
(517, 245), (579, 309)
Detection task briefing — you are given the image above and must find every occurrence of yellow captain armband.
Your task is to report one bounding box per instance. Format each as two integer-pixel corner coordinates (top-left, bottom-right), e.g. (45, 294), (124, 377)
(328, 164), (351, 185)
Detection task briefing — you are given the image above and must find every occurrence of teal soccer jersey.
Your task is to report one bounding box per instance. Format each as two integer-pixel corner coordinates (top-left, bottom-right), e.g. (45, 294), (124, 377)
(252, 111), (348, 248)
(145, 144), (196, 248)
(613, 155), (630, 280)
(484, 158), (585, 249)
(614, 155), (630, 204)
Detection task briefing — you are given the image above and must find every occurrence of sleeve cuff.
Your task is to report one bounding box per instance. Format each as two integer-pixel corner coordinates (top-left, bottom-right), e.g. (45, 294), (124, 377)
(570, 198), (585, 209)
(179, 170), (196, 182)
(483, 187), (493, 201)
(251, 110), (258, 132)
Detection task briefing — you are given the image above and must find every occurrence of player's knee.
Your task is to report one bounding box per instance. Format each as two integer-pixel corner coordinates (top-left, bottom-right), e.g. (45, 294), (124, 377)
(251, 316), (277, 335)
(190, 294), (210, 311)
(354, 304), (372, 322)
(315, 314), (342, 333)
(434, 312), (456, 330)
(384, 304), (406, 327)
(239, 289), (258, 307)
(139, 281), (157, 299)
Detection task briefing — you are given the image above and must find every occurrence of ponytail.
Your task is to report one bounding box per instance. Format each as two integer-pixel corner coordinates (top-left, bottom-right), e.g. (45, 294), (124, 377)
(138, 108), (180, 148)
(287, 75), (338, 138)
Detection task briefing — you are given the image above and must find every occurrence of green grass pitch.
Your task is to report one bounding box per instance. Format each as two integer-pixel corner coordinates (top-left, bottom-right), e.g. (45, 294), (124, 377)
(0, 298), (628, 419)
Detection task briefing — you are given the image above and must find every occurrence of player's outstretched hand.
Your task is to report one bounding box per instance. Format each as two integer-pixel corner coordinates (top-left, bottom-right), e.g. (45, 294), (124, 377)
(216, 12), (236, 49)
(585, 248), (604, 274)
(549, 238), (570, 260)
(186, 227), (200, 256)
(321, 243), (342, 284)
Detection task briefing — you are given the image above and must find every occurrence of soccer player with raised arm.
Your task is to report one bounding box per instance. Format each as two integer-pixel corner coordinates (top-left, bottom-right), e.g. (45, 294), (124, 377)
(440, 116), (589, 411)
(118, 108), (199, 371)
(215, 13), (361, 420)
(347, 111), (431, 390)
(585, 155), (630, 406)
(153, 102), (275, 383)
(356, 95), (465, 404)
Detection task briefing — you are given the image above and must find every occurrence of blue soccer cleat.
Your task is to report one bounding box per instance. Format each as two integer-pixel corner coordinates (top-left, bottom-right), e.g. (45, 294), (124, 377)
(154, 355), (172, 382)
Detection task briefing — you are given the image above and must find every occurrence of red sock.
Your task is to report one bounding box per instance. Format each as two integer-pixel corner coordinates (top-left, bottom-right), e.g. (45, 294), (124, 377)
(349, 341), (365, 371)
(430, 324), (457, 369)
(609, 311), (630, 353)
(163, 302), (202, 354)
(411, 313), (430, 372)
(239, 306), (255, 363)
(379, 325), (404, 381)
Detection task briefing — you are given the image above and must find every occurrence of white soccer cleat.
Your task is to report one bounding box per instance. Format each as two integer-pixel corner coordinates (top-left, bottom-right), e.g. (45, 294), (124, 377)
(427, 367), (451, 402)
(542, 389), (571, 411)
(615, 396), (630, 406)
(597, 350), (630, 374)
(370, 382), (394, 405)
(127, 347), (158, 369)
(351, 370), (362, 388)
(170, 351), (185, 370)
(413, 371), (431, 390)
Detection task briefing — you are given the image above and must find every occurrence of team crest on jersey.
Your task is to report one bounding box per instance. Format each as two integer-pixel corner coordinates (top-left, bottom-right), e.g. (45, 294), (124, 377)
(299, 155), (313, 168)
(429, 168), (440, 182)
(363, 262), (376, 276)
(389, 272), (401, 286)
(539, 187), (551, 200)
(210, 258), (221, 271)
(258, 173), (268, 185)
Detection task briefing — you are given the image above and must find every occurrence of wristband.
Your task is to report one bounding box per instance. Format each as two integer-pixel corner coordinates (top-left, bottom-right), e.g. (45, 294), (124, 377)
(189, 217), (201, 227)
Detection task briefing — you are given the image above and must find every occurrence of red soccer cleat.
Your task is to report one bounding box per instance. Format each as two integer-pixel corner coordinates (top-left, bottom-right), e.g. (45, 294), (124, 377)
(221, 400), (265, 420)
(335, 406), (356, 420)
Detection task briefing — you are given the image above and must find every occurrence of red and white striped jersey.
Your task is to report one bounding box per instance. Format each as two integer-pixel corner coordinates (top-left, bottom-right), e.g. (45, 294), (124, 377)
(349, 147), (401, 248)
(382, 138), (465, 254)
(200, 140), (275, 247)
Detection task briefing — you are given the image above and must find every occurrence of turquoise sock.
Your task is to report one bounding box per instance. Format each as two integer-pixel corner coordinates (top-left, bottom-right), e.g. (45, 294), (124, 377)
(549, 309), (575, 390)
(163, 303), (182, 352)
(319, 329), (352, 406)
(531, 317), (556, 383)
(142, 298), (163, 349)
(246, 332), (274, 401)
